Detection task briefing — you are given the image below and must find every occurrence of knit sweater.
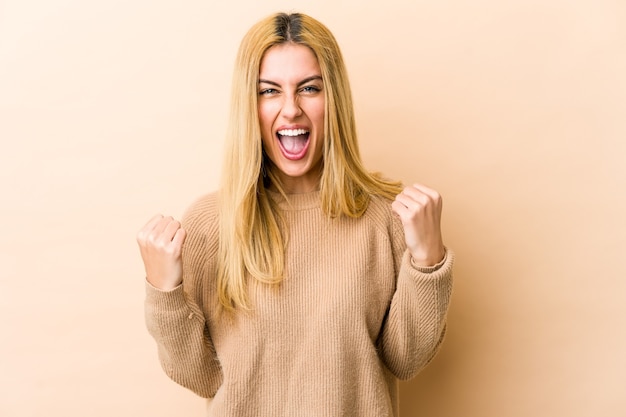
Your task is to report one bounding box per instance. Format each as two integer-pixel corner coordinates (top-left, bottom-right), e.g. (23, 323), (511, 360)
(145, 190), (454, 417)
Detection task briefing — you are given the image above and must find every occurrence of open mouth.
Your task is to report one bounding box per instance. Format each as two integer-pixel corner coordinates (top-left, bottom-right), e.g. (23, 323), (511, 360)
(277, 128), (310, 160)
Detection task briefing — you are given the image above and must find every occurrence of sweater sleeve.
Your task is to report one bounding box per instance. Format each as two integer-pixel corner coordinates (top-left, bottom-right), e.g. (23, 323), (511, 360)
(144, 194), (223, 397)
(144, 284), (222, 397)
(378, 217), (454, 381)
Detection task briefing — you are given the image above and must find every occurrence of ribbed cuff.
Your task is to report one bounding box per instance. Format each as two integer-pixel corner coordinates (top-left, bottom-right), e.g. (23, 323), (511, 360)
(145, 280), (187, 313)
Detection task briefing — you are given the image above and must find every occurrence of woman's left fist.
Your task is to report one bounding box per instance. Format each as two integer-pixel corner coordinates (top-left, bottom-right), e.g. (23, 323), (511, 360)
(391, 183), (446, 267)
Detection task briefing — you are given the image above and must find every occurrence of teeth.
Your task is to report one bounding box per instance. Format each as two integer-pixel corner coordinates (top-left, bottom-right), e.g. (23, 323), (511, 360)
(277, 128), (308, 136)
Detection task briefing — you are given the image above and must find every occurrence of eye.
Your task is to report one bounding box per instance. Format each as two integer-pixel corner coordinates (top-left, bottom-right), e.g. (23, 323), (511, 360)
(300, 85), (321, 94)
(259, 88), (278, 96)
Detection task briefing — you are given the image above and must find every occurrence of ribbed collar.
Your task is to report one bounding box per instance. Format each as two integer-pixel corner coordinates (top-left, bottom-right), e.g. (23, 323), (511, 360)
(266, 189), (321, 211)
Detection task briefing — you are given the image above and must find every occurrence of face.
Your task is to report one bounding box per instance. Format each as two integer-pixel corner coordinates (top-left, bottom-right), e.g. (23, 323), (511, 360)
(258, 42), (325, 193)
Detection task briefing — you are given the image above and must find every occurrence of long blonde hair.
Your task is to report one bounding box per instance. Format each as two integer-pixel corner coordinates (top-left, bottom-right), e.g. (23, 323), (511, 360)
(217, 12), (402, 311)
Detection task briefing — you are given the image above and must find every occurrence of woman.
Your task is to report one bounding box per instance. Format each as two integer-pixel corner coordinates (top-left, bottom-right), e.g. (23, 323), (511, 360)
(137, 12), (453, 417)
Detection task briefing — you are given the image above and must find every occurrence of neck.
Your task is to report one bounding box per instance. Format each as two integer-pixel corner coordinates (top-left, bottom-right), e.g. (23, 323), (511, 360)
(267, 166), (322, 194)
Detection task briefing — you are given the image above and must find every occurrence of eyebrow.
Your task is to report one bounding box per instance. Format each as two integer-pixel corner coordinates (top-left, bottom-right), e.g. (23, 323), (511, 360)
(258, 75), (323, 88)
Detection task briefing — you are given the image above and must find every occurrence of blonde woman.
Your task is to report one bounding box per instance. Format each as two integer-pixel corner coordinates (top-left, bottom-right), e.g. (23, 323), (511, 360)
(137, 12), (454, 417)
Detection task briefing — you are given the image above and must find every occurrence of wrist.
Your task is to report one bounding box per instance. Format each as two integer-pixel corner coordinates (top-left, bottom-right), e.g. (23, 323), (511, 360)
(146, 276), (182, 292)
(410, 246), (446, 268)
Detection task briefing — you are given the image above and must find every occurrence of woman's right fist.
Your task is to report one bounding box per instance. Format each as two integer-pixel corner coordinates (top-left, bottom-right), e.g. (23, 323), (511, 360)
(136, 214), (187, 291)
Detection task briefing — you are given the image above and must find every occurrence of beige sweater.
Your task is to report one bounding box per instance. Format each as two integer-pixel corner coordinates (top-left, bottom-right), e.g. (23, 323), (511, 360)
(145, 190), (454, 416)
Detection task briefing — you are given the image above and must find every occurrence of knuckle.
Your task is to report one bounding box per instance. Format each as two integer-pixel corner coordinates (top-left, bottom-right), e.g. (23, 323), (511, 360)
(146, 232), (158, 244)
(416, 193), (429, 204)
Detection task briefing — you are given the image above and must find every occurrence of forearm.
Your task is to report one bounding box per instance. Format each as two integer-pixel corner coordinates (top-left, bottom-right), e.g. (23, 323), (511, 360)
(379, 249), (454, 380)
(144, 282), (222, 397)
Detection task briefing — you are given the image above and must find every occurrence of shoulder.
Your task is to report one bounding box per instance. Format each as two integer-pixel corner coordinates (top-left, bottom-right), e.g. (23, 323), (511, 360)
(364, 193), (404, 239)
(181, 191), (220, 251)
(365, 193), (398, 226)
(182, 191), (219, 224)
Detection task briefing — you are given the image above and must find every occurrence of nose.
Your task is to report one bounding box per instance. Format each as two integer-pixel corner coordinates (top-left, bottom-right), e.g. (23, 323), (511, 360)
(280, 93), (302, 120)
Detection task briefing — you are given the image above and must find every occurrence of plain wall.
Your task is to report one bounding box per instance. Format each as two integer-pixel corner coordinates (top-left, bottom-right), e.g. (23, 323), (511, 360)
(1, 0), (624, 416)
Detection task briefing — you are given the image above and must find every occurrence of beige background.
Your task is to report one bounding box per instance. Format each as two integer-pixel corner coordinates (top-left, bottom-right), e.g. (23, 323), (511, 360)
(1, 0), (625, 416)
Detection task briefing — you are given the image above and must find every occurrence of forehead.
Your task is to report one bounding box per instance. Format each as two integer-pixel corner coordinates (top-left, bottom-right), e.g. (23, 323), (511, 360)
(259, 43), (321, 81)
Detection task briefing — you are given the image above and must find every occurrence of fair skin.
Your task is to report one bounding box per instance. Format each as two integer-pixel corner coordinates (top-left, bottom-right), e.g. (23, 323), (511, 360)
(258, 43), (325, 194)
(392, 184), (446, 266)
(136, 43), (445, 290)
(136, 214), (185, 290)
